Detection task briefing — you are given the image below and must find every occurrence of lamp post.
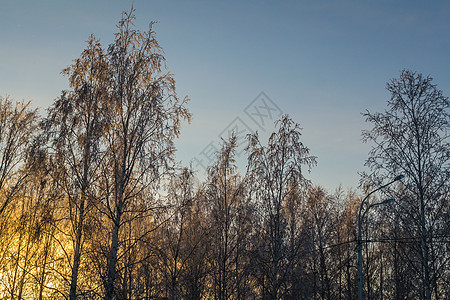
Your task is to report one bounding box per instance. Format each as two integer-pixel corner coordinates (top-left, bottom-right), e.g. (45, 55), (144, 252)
(358, 175), (403, 300)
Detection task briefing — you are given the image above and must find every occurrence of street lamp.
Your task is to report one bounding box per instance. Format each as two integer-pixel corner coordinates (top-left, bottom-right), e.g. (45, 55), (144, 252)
(358, 175), (404, 300)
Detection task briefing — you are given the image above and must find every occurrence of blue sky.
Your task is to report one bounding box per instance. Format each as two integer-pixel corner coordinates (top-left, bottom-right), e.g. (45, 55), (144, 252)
(1, 0), (449, 191)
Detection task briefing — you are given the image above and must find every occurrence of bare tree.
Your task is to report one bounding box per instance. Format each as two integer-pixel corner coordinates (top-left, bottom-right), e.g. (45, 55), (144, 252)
(99, 8), (191, 300)
(0, 136), (67, 299)
(331, 188), (360, 300)
(43, 34), (108, 300)
(304, 186), (334, 299)
(205, 136), (249, 300)
(178, 187), (211, 300)
(0, 97), (39, 298)
(362, 69), (450, 299)
(0, 97), (38, 218)
(154, 167), (195, 299)
(246, 115), (316, 299)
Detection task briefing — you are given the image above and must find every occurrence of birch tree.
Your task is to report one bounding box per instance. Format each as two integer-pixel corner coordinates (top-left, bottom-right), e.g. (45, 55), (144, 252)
(205, 136), (250, 299)
(43, 35), (108, 300)
(362, 69), (450, 299)
(0, 97), (37, 218)
(100, 8), (190, 300)
(246, 115), (316, 299)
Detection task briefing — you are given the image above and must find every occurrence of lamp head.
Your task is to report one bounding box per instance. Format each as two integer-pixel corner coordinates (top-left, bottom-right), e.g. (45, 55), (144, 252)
(394, 174), (404, 181)
(384, 198), (395, 204)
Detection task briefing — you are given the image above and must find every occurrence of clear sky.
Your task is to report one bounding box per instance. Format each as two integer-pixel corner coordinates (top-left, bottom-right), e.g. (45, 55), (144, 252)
(1, 0), (449, 191)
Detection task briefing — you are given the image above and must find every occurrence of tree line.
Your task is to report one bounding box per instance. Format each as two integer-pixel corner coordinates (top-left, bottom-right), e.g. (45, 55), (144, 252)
(0, 8), (449, 300)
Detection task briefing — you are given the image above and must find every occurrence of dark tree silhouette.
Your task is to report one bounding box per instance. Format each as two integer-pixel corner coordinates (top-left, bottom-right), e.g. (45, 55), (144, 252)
(362, 69), (450, 299)
(43, 35), (108, 300)
(246, 115), (316, 299)
(100, 9), (190, 300)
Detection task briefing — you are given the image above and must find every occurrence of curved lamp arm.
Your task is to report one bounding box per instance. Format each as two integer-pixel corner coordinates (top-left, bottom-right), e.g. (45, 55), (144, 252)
(360, 198), (395, 224)
(358, 175), (403, 224)
(357, 175), (403, 300)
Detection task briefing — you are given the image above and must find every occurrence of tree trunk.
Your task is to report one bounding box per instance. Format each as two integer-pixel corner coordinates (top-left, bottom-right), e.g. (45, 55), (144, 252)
(38, 235), (51, 300)
(420, 193), (431, 300)
(380, 252), (383, 300)
(69, 198), (85, 300)
(104, 196), (123, 300)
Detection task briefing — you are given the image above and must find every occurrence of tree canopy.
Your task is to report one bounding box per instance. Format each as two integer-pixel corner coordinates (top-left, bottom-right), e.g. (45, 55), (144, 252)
(0, 7), (449, 300)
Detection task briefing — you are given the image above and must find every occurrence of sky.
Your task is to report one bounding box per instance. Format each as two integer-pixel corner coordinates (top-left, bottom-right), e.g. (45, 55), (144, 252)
(1, 0), (449, 191)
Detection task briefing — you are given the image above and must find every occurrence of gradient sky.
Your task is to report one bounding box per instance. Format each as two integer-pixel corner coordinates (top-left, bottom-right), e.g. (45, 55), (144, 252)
(1, 0), (449, 191)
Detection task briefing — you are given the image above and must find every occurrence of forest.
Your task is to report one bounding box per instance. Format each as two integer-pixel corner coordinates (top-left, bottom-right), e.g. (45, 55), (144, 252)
(0, 8), (449, 300)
